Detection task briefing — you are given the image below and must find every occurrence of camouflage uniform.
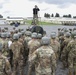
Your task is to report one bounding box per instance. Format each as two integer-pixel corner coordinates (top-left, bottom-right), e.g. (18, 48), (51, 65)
(10, 34), (22, 75)
(2, 39), (9, 57)
(28, 37), (56, 75)
(0, 55), (11, 75)
(28, 45), (56, 75)
(0, 42), (11, 75)
(68, 40), (76, 75)
(18, 38), (25, 75)
(10, 40), (22, 75)
(61, 37), (71, 68)
(28, 39), (41, 57)
(50, 39), (60, 60)
(59, 34), (65, 60)
(0, 33), (9, 57)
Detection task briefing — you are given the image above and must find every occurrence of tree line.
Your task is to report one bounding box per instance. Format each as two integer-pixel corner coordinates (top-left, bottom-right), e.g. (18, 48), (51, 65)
(44, 13), (76, 19)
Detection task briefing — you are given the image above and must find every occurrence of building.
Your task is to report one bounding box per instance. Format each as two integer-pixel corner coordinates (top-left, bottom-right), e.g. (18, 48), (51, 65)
(6, 17), (26, 25)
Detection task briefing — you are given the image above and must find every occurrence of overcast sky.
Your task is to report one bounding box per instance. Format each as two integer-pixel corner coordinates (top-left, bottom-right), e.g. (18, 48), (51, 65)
(0, 0), (76, 18)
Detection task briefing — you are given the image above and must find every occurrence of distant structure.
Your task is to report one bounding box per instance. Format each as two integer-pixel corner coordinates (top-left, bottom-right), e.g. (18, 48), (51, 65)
(0, 17), (76, 25)
(6, 17), (26, 25)
(0, 18), (6, 24)
(37, 17), (76, 25)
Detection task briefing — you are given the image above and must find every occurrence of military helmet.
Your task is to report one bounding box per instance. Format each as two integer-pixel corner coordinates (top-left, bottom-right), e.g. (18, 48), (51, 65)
(73, 28), (76, 31)
(6, 32), (10, 38)
(65, 32), (71, 37)
(0, 42), (3, 50)
(1, 33), (6, 38)
(21, 30), (25, 35)
(50, 32), (56, 39)
(63, 28), (68, 32)
(13, 34), (19, 40)
(37, 33), (42, 39)
(18, 32), (22, 38)
(31, 32), (37, 38)
(71, 31), (76, 38)
(25, 31), (31, 36)
(59, 31), (64, 36)
(41, 36), (50, 45)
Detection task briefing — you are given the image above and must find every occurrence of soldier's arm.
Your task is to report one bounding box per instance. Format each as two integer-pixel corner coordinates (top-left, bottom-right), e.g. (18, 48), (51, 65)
(51, 51), (57, 75)
(28, 50), (37, 75)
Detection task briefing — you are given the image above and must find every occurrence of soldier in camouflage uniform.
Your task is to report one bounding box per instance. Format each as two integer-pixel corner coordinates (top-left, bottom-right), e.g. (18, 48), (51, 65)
(61, 32), (71, 68)
(50, 32), (60, 61)
(28, 36), (56, 75)
(68, 36), (76, 75)
(10, 34), (22, 75)
(25, 31), (32, 43)
(67, 31), (76, 75)
(58, 31), (65, 60)
(28, 32), (41, 74)
(28, 32), (41, 57)
(0, 42), (11, 75)
(18, 33), (26, 75)
(1, 33), (9, 57)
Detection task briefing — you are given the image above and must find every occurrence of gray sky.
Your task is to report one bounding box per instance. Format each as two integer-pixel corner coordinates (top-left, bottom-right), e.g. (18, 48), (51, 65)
(30, 0), (76, 5)
(0, 0), (76, 18)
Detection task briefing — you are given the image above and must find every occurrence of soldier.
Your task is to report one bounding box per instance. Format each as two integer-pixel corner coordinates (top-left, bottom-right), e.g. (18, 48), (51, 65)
(37, 33), (42, 44)
(25, 31), (32, 43)
(68, 36), (76, 75)
(50, 32), (60, 61)
(1, 33), (8, 57)
(10, 34), (22, 75)
(0, 42), (12, 75)
(61, 32), (71, 68)
(28, 32), (41, 57)
(7, 33), (13, 70)
(58, 28), (61, 37)
(58, 31), (65, 60)
(28, 32), (41, 74)
(28, 36), (56, 75)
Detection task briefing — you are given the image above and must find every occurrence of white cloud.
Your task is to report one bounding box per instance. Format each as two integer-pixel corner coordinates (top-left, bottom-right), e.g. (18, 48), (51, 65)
(0, 0), (76, 18)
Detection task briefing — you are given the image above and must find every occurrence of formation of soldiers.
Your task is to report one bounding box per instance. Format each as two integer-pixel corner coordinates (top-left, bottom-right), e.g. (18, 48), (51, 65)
(0, 26), (76, 75)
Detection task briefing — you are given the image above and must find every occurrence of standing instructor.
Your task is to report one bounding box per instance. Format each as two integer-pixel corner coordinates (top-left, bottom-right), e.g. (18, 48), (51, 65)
(33, 5), (40, 25)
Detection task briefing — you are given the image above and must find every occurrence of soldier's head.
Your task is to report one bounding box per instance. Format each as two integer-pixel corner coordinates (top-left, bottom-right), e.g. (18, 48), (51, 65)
(18, 32), (22, 38)
(31, 32), (37, 39)
(63, 27), (68, 32)
(13, 34), (19, 41)
(50, 32), (56, 39)
(73, 28), (76, 31)
(1, 33), (6, 39)
(58, 31), (64, 36)
(58, 28), (61, 31)
(37, 33), (42, 39)
(71, 31), (76, 39)
(21, 30), (25, 36)
(25, 31), (31, 37)
(65, 32), (71, 38)
(35, 5), (38, 8)
(41, 36), (50, 45)
(69, 28), (72, 31)
(6, 32), (10, 38)
(0, 43), (3, 53)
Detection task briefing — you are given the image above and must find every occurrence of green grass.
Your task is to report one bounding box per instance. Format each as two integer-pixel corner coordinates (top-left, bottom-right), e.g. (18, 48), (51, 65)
(25, 20), (60, 25)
